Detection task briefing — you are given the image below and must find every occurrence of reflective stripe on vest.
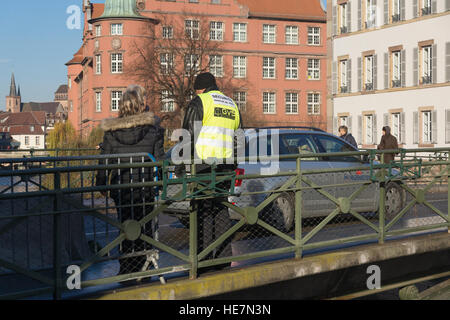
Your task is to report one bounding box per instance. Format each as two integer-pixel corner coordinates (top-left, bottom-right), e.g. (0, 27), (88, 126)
(195, 91), (240, 160)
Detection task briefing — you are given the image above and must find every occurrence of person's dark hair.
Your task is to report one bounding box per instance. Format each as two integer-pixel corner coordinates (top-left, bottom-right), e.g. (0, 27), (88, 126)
(339, 126), (348, 134)
(382, 126), (391, 135)
(194, 72), (217, 90)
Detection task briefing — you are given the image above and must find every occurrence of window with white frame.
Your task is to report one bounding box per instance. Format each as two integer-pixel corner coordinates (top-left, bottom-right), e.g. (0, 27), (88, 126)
(111, 53), (123, 73)
(263, 57), (276, 79)
(339, 59), (348, 92)
(233, 56), (247, 78)
(307, 27), (320, 45)
(185, 20), (200, 39)
(95, 54), (102, 75)
(36, 136), (40, 146)
(111, 23), (123, 35)
(308, 59), (320, 80)
(233, 91), (247, 111)
(263, 24), (276, 44)
(365, 0), (376, 28)
(340, 116), (349, 127)
(111, 91), (122, 112)
(339, 3), (348, 33)
(307, 93), (320, 115)
(392, 51), (401, 87)
(285, 92), (298, 114)
(209, 55), (223, 77)
(364, 55), (374, 90)
(162, 26), (173, 39)
(392, 0), (401, 21)
(25, 136), (29, 146)
(422, 110), (432, 143)
(160, 53), (174, 75)
(161, 90), (175, 112)
(210, 21), (224, 41)
(233, 23), (247, 42)
(96, 92), (102, 112)
(422, 0), (431, 15)
(95, 25), (102, 37)
(391, 112), (401, 140)
(421, 46), (432, 84)
(285, 26), (298, 45)
(184, 54), (199, 75)
(263, 92), (276, 114)
(365, 114), (374, 144)
(285, 58), (298, 80)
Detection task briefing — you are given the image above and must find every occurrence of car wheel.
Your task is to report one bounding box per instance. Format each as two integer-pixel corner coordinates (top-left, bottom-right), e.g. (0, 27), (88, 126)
(384, 182), (405, 220)
(266, 192), (295, 232)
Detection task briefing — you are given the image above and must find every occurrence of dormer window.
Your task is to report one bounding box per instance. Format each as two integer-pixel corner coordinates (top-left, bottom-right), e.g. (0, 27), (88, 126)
(30, 125), (34, 132)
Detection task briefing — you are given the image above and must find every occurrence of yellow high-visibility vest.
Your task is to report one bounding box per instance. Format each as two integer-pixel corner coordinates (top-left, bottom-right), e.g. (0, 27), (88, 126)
(195, 90), (240, 160)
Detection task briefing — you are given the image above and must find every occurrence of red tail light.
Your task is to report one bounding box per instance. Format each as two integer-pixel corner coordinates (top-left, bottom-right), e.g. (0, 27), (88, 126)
(235, 168), (245, 187)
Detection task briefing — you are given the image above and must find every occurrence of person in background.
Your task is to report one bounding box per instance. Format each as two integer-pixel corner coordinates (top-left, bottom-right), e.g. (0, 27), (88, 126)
(96, 87), (165, 275)
(339, 125), (358, 148)
(377, 126), (398, 164)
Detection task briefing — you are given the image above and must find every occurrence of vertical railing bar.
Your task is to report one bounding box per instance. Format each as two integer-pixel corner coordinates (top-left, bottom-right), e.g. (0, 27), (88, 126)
(118, 157), (122, 253)
(39, 161), (44, 268)
(379, 153), (386, 244)
(295, 157), (302, 258)
(189, 164), (198, 280)
(25, 160), (30, 269)
(53, 171), (62, 300)
(105, 158), (110, 256)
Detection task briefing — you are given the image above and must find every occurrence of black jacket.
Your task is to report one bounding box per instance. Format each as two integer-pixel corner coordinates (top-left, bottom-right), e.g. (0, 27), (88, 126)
(340, 133), (358, 149)
(96, 112), (165, 189)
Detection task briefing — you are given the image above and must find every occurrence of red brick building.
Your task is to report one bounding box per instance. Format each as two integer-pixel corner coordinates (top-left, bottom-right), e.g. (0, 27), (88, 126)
(67, 0), (327, 134)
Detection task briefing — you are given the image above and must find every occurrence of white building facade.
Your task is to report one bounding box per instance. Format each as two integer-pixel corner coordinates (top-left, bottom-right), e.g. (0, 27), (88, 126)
(328, 0), (450, 148)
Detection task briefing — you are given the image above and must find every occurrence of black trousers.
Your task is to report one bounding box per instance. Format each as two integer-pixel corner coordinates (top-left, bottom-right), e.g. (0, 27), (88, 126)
(192, 165), (234, 269)
(112, 188), (154, 274)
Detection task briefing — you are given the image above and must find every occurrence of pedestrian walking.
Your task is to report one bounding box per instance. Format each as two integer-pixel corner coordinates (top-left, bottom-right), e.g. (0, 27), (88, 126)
(377, 126), (398, 164)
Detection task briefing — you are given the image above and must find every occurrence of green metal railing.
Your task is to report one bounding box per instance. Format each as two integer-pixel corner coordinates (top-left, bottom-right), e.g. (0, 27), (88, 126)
(0, 148), (448, 300)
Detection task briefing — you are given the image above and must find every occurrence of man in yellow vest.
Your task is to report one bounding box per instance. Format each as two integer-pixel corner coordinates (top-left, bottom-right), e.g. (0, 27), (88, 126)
(182, 72), (242, 274)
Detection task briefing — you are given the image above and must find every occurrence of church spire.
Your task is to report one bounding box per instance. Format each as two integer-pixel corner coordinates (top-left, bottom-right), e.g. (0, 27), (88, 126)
(9, 73), (17, 97)
(17, 86), (21, 97)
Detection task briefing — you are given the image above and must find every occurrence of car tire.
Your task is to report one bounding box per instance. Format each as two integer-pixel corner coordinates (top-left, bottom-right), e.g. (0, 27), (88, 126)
(266, 192), (295, 232)
(384, 182), (405, 220)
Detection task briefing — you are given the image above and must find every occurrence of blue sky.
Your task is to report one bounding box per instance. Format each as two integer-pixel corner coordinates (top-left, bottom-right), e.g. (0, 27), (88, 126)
(0, 0), (327, 111)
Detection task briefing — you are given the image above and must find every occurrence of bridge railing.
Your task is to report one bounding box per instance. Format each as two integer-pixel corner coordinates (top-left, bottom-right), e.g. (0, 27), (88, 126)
(0, 148), (448, 299)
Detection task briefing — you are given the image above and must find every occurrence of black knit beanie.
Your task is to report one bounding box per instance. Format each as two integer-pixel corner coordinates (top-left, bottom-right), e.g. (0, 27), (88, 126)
(194, 72), (217, 90)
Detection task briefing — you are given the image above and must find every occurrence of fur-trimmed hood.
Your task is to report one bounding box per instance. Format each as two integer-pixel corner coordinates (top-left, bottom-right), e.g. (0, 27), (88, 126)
(100, 112), (158, 132)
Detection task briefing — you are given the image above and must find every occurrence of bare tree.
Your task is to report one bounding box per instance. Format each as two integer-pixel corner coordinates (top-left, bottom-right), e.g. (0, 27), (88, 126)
(127, 12), (249, 129)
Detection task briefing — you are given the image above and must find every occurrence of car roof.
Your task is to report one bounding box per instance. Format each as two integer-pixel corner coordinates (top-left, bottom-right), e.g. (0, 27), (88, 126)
(244, 129), (336, 138)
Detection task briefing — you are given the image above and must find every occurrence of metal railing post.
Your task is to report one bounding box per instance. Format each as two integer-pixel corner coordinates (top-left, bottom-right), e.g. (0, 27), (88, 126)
(53, 172), (62, 300)
(295, 157), (303, 258)
(379, 153), (386, 244)
(189, 163), (198, 280)
(447, 151), (450, 234)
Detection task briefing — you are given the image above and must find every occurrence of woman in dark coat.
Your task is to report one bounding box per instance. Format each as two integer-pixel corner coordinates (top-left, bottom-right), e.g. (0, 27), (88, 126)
(96, 87), (165, 274)
(377, 126), (398, 164)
